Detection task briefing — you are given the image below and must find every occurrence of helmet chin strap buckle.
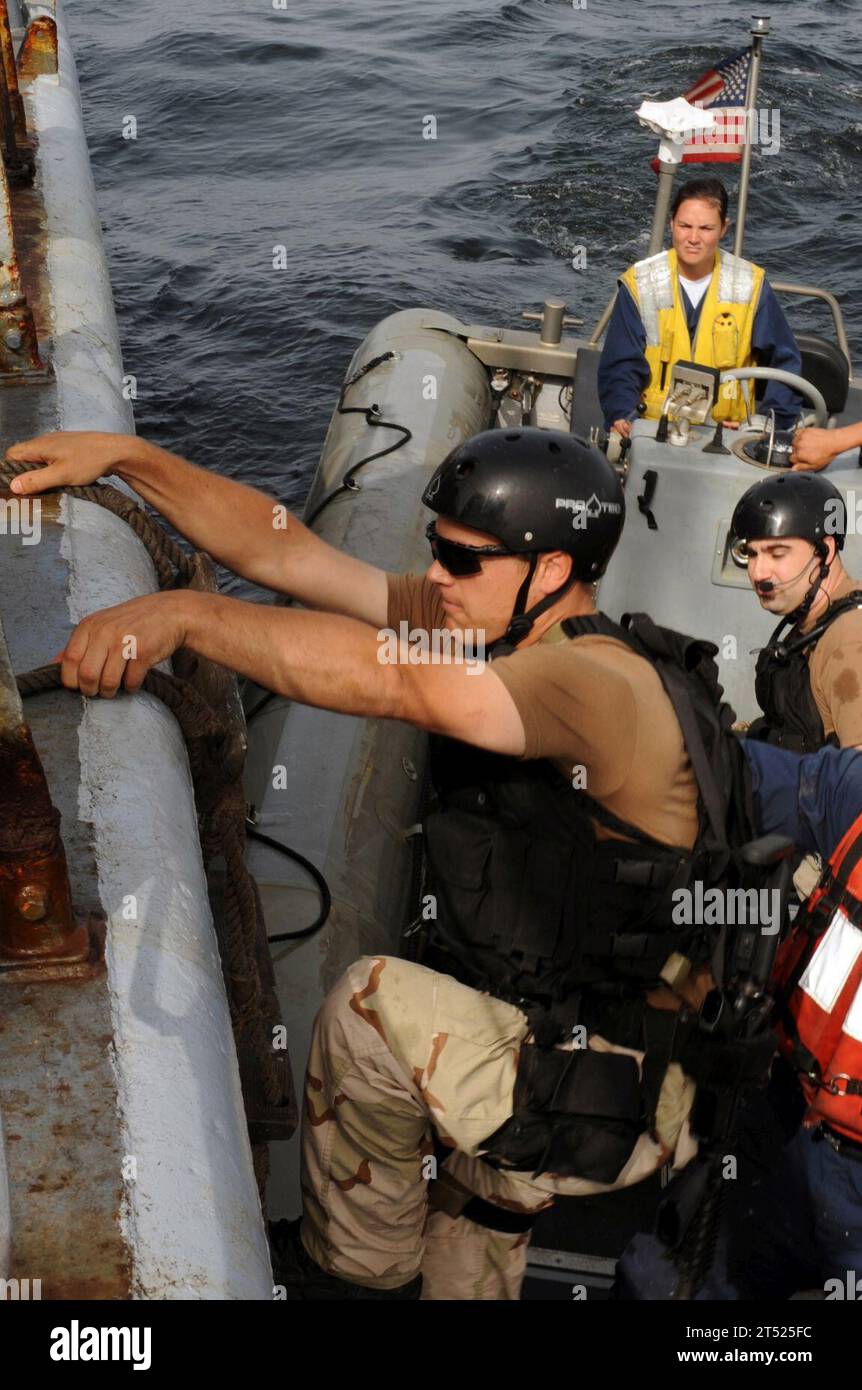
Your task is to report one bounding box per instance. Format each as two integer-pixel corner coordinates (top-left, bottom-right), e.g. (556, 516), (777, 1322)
(488, 614), (534, 660)
(506, 614), (534, 642)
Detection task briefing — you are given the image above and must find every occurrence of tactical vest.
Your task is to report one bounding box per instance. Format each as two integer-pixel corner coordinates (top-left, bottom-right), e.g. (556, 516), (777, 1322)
(620, 247), (764, 423)
(422, 612), (750, 1046)
(750, 591), (862, 753)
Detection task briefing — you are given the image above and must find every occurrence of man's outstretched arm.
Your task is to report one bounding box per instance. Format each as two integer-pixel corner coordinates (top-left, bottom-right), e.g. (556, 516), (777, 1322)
(53, 587), (529, 756)
(742, 738), (862, 860)
(6, 431), (390, 626)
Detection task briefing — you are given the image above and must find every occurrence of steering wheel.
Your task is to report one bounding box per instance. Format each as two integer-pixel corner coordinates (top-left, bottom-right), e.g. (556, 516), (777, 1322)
(719, 367), (829, 429)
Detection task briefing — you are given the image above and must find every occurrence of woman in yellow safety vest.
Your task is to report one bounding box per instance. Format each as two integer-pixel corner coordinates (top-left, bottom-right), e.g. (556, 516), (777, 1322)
(598, 176), (802, 438)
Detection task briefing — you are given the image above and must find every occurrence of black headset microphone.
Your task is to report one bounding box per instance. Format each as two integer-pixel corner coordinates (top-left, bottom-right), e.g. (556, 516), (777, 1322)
(754, 554), (820, 596)
(755, 543), (834, 623)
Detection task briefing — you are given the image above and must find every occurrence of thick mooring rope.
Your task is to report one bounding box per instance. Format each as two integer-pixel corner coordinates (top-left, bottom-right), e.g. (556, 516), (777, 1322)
(3, 458), (293, 1191)
(7, 466), (196, 589)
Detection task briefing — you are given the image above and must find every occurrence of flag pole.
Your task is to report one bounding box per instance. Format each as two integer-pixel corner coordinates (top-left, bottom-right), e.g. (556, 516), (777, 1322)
(648, 161), (678, 256)
(733, 15), (770, 256)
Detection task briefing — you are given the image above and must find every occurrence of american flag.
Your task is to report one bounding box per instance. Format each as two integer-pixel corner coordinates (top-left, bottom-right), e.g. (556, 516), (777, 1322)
(651, 48), (752, 172)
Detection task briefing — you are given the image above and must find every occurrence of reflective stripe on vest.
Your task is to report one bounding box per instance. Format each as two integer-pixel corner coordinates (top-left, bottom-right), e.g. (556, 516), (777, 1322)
(620, 247), (765, 423)
(775, 811), (862, 1142)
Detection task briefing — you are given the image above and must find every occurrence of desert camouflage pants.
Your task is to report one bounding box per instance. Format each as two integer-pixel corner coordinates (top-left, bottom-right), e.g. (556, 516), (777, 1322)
(300, 955), (697, 1300)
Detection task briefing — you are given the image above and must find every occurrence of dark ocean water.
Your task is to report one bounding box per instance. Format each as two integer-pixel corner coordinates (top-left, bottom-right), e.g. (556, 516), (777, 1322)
(67, 0), (862, 593)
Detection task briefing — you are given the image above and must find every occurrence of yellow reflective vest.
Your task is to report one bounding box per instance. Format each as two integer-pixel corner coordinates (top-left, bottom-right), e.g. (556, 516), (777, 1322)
(619, 247), (765, 423)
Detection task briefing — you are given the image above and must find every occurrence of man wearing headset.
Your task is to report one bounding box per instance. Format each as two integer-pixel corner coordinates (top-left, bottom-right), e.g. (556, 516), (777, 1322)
(731, 472), (862, 753)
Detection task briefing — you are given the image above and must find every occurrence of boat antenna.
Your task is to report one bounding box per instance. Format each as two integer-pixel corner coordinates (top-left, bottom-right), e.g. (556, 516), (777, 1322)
(734, 15), (770, 256)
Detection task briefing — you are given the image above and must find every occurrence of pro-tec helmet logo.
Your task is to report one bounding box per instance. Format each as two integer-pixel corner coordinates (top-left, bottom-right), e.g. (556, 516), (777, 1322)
(556, 494), (622, 519)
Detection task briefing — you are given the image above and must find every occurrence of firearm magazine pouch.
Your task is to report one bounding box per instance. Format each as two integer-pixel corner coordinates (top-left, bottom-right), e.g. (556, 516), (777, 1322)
(677, 1028), (777, 1091)
(678, 1027), (778, 1142)
(478, 1043), (644, 1183)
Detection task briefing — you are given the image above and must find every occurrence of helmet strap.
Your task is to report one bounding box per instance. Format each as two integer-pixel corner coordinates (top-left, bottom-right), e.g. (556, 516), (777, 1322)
(488, 556), (580, 659)
(788, 542), (832, 626)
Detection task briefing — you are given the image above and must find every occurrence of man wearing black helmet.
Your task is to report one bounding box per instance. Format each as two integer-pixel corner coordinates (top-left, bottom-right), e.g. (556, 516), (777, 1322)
(731, 472), (862, 751)
(8, 425), (744, 1301)
(288, 427), (720, 1300)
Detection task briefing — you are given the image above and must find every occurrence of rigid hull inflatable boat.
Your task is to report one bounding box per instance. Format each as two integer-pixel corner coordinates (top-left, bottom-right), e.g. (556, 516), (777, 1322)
(243, 15), (862, 1284)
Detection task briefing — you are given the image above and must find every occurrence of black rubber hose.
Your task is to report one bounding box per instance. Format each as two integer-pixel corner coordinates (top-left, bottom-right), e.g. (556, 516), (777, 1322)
(245, 821), (332, 942)
(244, 354), (412, 728)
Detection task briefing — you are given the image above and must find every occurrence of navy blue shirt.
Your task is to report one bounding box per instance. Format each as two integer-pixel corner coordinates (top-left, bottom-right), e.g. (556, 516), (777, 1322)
(597, 276), (803, 431)
(742, 739), (862, 862)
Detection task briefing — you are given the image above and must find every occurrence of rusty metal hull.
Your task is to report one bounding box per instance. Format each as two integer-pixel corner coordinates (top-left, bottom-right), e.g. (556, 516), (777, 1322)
(0, 1), (271, 1299)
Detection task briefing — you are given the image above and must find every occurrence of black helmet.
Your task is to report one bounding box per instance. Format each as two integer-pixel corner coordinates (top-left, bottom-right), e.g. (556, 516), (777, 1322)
(422, 427), (625, 581)
(731, 472), (845, 552)
(422, 427), (625, 654)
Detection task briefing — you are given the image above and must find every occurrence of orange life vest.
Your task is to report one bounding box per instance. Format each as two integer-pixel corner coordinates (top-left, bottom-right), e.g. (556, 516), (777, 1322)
(774, 812), (862, 1142)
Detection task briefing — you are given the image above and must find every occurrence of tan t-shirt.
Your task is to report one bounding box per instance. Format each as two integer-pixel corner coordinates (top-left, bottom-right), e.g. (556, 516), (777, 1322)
(806, 572), (862, 746)
(387, 573), (699, 849)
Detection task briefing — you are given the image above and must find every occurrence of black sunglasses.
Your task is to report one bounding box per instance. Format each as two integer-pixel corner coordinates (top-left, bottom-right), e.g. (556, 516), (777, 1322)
(425, 521), (513, 576)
